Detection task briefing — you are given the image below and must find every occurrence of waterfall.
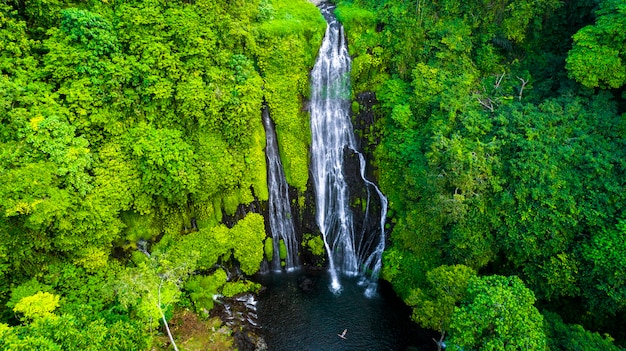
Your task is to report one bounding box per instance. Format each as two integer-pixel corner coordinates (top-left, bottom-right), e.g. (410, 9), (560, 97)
(137, 239), (150, 257)
(262, 106), (300, 272)
(310, 4), (388, 296)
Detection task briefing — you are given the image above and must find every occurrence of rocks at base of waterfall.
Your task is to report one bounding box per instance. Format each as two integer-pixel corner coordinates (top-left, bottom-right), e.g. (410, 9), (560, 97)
(298, 275), (316, 293)
(211, 293), (267, 351)
(232, 330), (267, 351)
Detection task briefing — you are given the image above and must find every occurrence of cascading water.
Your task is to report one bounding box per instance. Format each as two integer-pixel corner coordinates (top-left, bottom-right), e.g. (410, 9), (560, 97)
(310, 4), (388, 296)
(262, 106), (300, 272)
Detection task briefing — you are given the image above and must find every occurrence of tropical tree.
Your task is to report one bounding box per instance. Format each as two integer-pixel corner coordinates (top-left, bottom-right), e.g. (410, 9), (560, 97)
(566, 0), (626, 89)
(448, 275), (548, 351)
(405, 265), (476, 345)
(117, 249), (199, 351)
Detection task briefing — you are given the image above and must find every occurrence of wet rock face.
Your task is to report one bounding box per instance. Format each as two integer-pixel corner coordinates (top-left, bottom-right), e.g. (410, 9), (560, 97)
(292, 91), (384, 269)
(211, 293), (267, 351)
(223, 198), (261, 229)
(352, 91), (379, 156)
(290, 178), (317, 241)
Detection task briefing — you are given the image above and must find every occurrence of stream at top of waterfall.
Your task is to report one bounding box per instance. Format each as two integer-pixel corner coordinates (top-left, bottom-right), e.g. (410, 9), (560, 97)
(254, 270), (434, 351)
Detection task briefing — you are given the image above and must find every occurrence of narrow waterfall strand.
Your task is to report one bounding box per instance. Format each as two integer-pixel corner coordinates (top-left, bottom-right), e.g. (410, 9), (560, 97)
(262, 107), (299, 272)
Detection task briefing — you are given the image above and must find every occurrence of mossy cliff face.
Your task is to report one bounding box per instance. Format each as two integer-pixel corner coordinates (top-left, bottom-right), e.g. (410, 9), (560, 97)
(256, 1), (326, 193)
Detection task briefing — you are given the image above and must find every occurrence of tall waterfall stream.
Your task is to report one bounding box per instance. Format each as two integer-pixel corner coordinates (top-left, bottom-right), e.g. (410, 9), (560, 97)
(309, 2), (388, 296)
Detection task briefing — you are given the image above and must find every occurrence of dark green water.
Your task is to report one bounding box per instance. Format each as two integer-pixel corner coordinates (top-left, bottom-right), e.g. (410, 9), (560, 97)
(255, 271), (432, 351)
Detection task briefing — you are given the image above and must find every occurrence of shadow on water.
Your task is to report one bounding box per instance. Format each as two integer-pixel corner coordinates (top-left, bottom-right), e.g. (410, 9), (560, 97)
(254, 270), (434, 351)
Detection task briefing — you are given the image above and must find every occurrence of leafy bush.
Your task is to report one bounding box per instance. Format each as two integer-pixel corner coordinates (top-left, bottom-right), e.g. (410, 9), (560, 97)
(302, 233), (325, 257)
(222, 280), (261, 298)
(186, 270), (228, 314)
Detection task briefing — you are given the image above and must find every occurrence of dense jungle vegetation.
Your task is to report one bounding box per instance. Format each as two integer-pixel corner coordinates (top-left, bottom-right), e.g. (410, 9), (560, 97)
(335, 0), (626, 349)
(0, 0), (625, 349)
(0, 0), (325, 348)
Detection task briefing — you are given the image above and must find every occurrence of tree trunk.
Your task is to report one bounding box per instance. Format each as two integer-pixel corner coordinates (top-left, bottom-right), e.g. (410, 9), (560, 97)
(158, 282), (179, 351)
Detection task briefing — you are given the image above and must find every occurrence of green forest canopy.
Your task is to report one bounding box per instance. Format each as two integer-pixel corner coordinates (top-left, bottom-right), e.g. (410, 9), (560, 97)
(335, 0), (625, 348)
(1, 0), (625, 349)
(1, 0), (324, 348)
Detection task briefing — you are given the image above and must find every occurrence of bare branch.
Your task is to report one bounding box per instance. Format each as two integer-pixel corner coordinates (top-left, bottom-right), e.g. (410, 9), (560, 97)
(433, 330), (446, 351)
(476, 96), (494, 112)
(494, 72), (505, 90)
(517, 76), (529, 101)
(159, 278), (179, 351)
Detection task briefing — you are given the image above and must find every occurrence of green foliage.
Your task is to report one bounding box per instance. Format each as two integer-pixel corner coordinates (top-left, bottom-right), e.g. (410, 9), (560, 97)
(579, 219), (626, 315)
(185, 270), (228, 314)
(543, 311), (624, 351)
(255, 0), (325, 190)
(185, 270), (260, 313)
(566, 0), (626, 88)
(0, 0), (325, 349)
(13, 292), (60, 321)
(0, 323), (9, 339)
(335, 2), (387, 92)
(278, 239), (287, 260)
(256, 0), (325, 38)
(496, 94), (625, 300)
(302, 233), (325, 257)
(1, 0), (320, 289)
(125, 123), (199, 205)
(264, 237), (274, 262)
(335, 3), (376, 29)
(0, 310), (149, 351)
(3, 0), (626, 348)
(405, 265), (476, 333)
(6, 279), (54, 310)
(2, 262), (148, 350)
(159, 211), (266, 276)
(60, 8), (118, 55)
(221, 280), (261, 298)
(448, 275), (548, 351)
(120, 211), (161, 244)
(258, 0), (275, 22)
(377, 85), (624, 330)
(229, 213), (266, 275)
(338, 0), (625, 346)
(117, 249), (198, 328)
(381, 246), (429, 299)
